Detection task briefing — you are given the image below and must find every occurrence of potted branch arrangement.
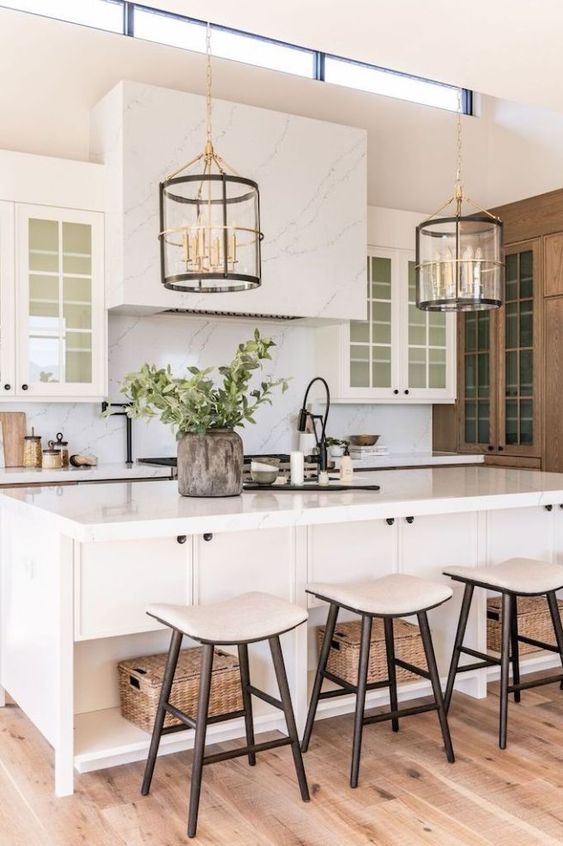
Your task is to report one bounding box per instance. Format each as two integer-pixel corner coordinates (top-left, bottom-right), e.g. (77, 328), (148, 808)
(119, 330), (288, 497)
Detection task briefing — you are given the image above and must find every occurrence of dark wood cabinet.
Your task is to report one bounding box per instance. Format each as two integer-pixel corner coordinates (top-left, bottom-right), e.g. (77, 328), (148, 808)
(433, 187), (563, 470)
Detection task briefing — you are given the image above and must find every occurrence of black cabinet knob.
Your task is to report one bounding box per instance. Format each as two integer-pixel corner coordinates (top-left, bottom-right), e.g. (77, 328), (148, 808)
(203, 533), (213, 542)
(487, 445), (494, 451)
(3, 384), (10, 391)
(405, 516), (414, 524)
(385, 517), (395, 526)
(177, 535), (187, 544)
(498, 445), (504, 452)
(545, 505), (553, 512)
(21, 384), (29, 391)
(404, 389), (409, 395)
(393, 389), (399, 395)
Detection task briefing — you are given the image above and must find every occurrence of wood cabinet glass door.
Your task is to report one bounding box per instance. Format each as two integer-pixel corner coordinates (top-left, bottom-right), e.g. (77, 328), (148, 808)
(458, 309), (498, 452)
(497, 240), (542, 457)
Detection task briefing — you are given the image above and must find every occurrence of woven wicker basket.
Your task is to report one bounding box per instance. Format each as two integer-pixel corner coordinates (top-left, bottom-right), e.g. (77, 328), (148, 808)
(317, 618), (427, 685)
(118, 648), (243, 733)
(487, 596), (563, 654)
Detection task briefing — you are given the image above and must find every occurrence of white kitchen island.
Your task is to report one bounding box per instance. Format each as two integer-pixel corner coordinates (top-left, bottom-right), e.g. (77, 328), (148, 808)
(2, 465), (563, 797)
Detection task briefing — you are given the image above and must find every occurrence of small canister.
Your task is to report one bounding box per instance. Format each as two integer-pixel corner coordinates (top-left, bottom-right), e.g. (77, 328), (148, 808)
(23, 427), (42, 468)
(42, 440), (62, 470)
(55, 432), (69, 467)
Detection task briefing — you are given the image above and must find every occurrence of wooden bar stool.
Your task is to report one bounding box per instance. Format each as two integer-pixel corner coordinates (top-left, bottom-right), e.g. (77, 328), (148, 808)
(141, 591), (310, 838)
(443, 558), (563, 749)
(302, 574), (455, 788)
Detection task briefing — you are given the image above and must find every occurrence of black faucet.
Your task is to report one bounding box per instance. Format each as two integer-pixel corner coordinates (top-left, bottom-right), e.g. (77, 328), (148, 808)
(101, 402), (133, 466)
(297, 377), (331, 475)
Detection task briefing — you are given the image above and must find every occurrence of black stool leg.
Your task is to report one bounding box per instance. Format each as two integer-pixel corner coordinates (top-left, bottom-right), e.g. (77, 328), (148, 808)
(269, 635), (310, 802)
(384, 617), (399, 732)
(546, 591), (563, 686)
(238, 643), (256, 766)
(499, 592), (512, 750)
(141, 628), (183, 796)
(350, 614), (372, 788)
(302, 602), (339, 753)
(510, 596), (521, 703)
(418, 611), (455, 764)
(187, 643), (214, 839)
(444, 583), (474, 713)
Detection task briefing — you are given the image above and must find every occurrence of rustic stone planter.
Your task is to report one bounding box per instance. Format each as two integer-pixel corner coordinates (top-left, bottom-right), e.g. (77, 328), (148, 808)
(177, 429), (244, 497)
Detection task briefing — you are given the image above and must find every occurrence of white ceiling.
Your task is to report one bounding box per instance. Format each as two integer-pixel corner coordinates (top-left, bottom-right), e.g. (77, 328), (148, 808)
(151, 0), (563, 113)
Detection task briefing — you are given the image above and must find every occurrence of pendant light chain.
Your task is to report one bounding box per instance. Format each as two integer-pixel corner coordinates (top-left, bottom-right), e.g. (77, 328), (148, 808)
(205, 23), (213, 152)
(455, 87), (463, 211)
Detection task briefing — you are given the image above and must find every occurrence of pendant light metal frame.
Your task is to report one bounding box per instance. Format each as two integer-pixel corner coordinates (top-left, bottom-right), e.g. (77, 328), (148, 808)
(415, 92), (504, 312)
(159, 24), (264, 293)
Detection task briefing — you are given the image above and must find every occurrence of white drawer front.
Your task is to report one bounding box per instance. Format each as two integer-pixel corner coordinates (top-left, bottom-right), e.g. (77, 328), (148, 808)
(75, 538), (190, 640)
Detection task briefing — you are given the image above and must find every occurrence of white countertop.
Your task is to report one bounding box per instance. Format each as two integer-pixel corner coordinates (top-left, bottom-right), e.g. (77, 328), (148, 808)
(0, 462), (172, 487)
(336, 451), (485, 469)
(1, 465), (563, 543)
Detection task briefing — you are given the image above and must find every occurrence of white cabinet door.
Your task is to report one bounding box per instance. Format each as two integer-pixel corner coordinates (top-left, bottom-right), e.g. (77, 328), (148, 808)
(399, 512), (479, 674)
(75, 537), (191, 640)
(0, 202), (15, 397)
(398, 252), (456, 402)
(15, 204), (106, 400)
(308, 518), (397, 606)
(486, 506), (555, 565)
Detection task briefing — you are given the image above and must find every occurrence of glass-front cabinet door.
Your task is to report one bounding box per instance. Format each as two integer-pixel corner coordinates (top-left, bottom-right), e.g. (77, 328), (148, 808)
(0, 202), (16, 397)
(401, 255), (454, 401)
(458, 310), (497, 452)
(15, 204), (105, 399)
(497, 239), (542, 457)
(347, 247), (401, 400)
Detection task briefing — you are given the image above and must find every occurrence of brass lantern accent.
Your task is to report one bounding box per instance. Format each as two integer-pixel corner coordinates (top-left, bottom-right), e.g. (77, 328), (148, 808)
(159, 25), (263, 293)
(416, 97), (504, 312)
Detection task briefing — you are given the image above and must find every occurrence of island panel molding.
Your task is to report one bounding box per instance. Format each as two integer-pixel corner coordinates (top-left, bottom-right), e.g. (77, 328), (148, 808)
(90, 81), (367, 319)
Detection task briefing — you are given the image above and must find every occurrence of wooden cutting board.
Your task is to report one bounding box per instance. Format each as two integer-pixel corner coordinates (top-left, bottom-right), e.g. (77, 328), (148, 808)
(0, 412), (27, 467)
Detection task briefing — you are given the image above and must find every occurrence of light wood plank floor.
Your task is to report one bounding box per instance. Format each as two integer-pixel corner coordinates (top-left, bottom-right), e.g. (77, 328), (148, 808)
(2, 675), (563, 845)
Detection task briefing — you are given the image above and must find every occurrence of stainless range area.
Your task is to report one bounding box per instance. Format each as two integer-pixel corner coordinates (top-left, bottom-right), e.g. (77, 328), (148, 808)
(137, 454), (321, 482)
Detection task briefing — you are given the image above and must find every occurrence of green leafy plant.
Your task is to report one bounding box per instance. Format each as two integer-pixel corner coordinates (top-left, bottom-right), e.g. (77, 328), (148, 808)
(117, 330), (289, 435)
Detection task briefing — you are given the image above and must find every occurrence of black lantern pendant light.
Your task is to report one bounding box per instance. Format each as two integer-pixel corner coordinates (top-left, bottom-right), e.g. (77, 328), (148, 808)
(159, 24), (263, 293)
(416, 93), (504, 312)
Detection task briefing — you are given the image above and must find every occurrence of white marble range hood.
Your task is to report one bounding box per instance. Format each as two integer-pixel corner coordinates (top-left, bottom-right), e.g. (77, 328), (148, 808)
(90, 80), (367, 319)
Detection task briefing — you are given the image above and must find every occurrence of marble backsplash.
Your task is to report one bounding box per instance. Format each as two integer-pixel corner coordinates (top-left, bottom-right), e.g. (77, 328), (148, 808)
(3, 314), (432, 463)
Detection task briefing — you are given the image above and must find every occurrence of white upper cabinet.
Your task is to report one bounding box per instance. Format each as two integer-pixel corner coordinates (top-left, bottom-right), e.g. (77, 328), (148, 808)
(91, 81), (367, 319)
(0, 202), (106, 402)
(316, 208), (456, 404)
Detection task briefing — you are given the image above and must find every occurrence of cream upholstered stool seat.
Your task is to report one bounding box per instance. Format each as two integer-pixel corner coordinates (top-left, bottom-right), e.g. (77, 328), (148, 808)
(302, 574), (455, 789)
(443, 558), (563, 750)
(147, 591), (308, 644)
(141, 591), (309, 838)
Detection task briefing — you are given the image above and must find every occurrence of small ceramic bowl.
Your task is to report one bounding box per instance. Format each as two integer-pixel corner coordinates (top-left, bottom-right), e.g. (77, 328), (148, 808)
(250, 459), (279, 485)
(349, 434), (380, 447)
(329, 445), (346, 457)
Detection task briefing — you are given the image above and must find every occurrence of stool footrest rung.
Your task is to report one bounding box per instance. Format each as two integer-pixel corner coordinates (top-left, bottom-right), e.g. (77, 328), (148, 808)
(459, 646), (501, 666)
(162, 703), (248, 733)
(203, 736), (292, 766)
(363, 702), (438, 726)
(516, 634), (560, 653)
(455, 660), (494, 673)
(508, 673), (563, 693)
(248, 685), (283, 711)
(394, 658), (430, 681)
(319, 669), (391, 698)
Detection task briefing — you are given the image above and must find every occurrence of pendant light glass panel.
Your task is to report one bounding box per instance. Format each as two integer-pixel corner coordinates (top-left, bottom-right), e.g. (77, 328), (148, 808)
(160, 172), (262, 292)
(416, 212), (503, 311)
